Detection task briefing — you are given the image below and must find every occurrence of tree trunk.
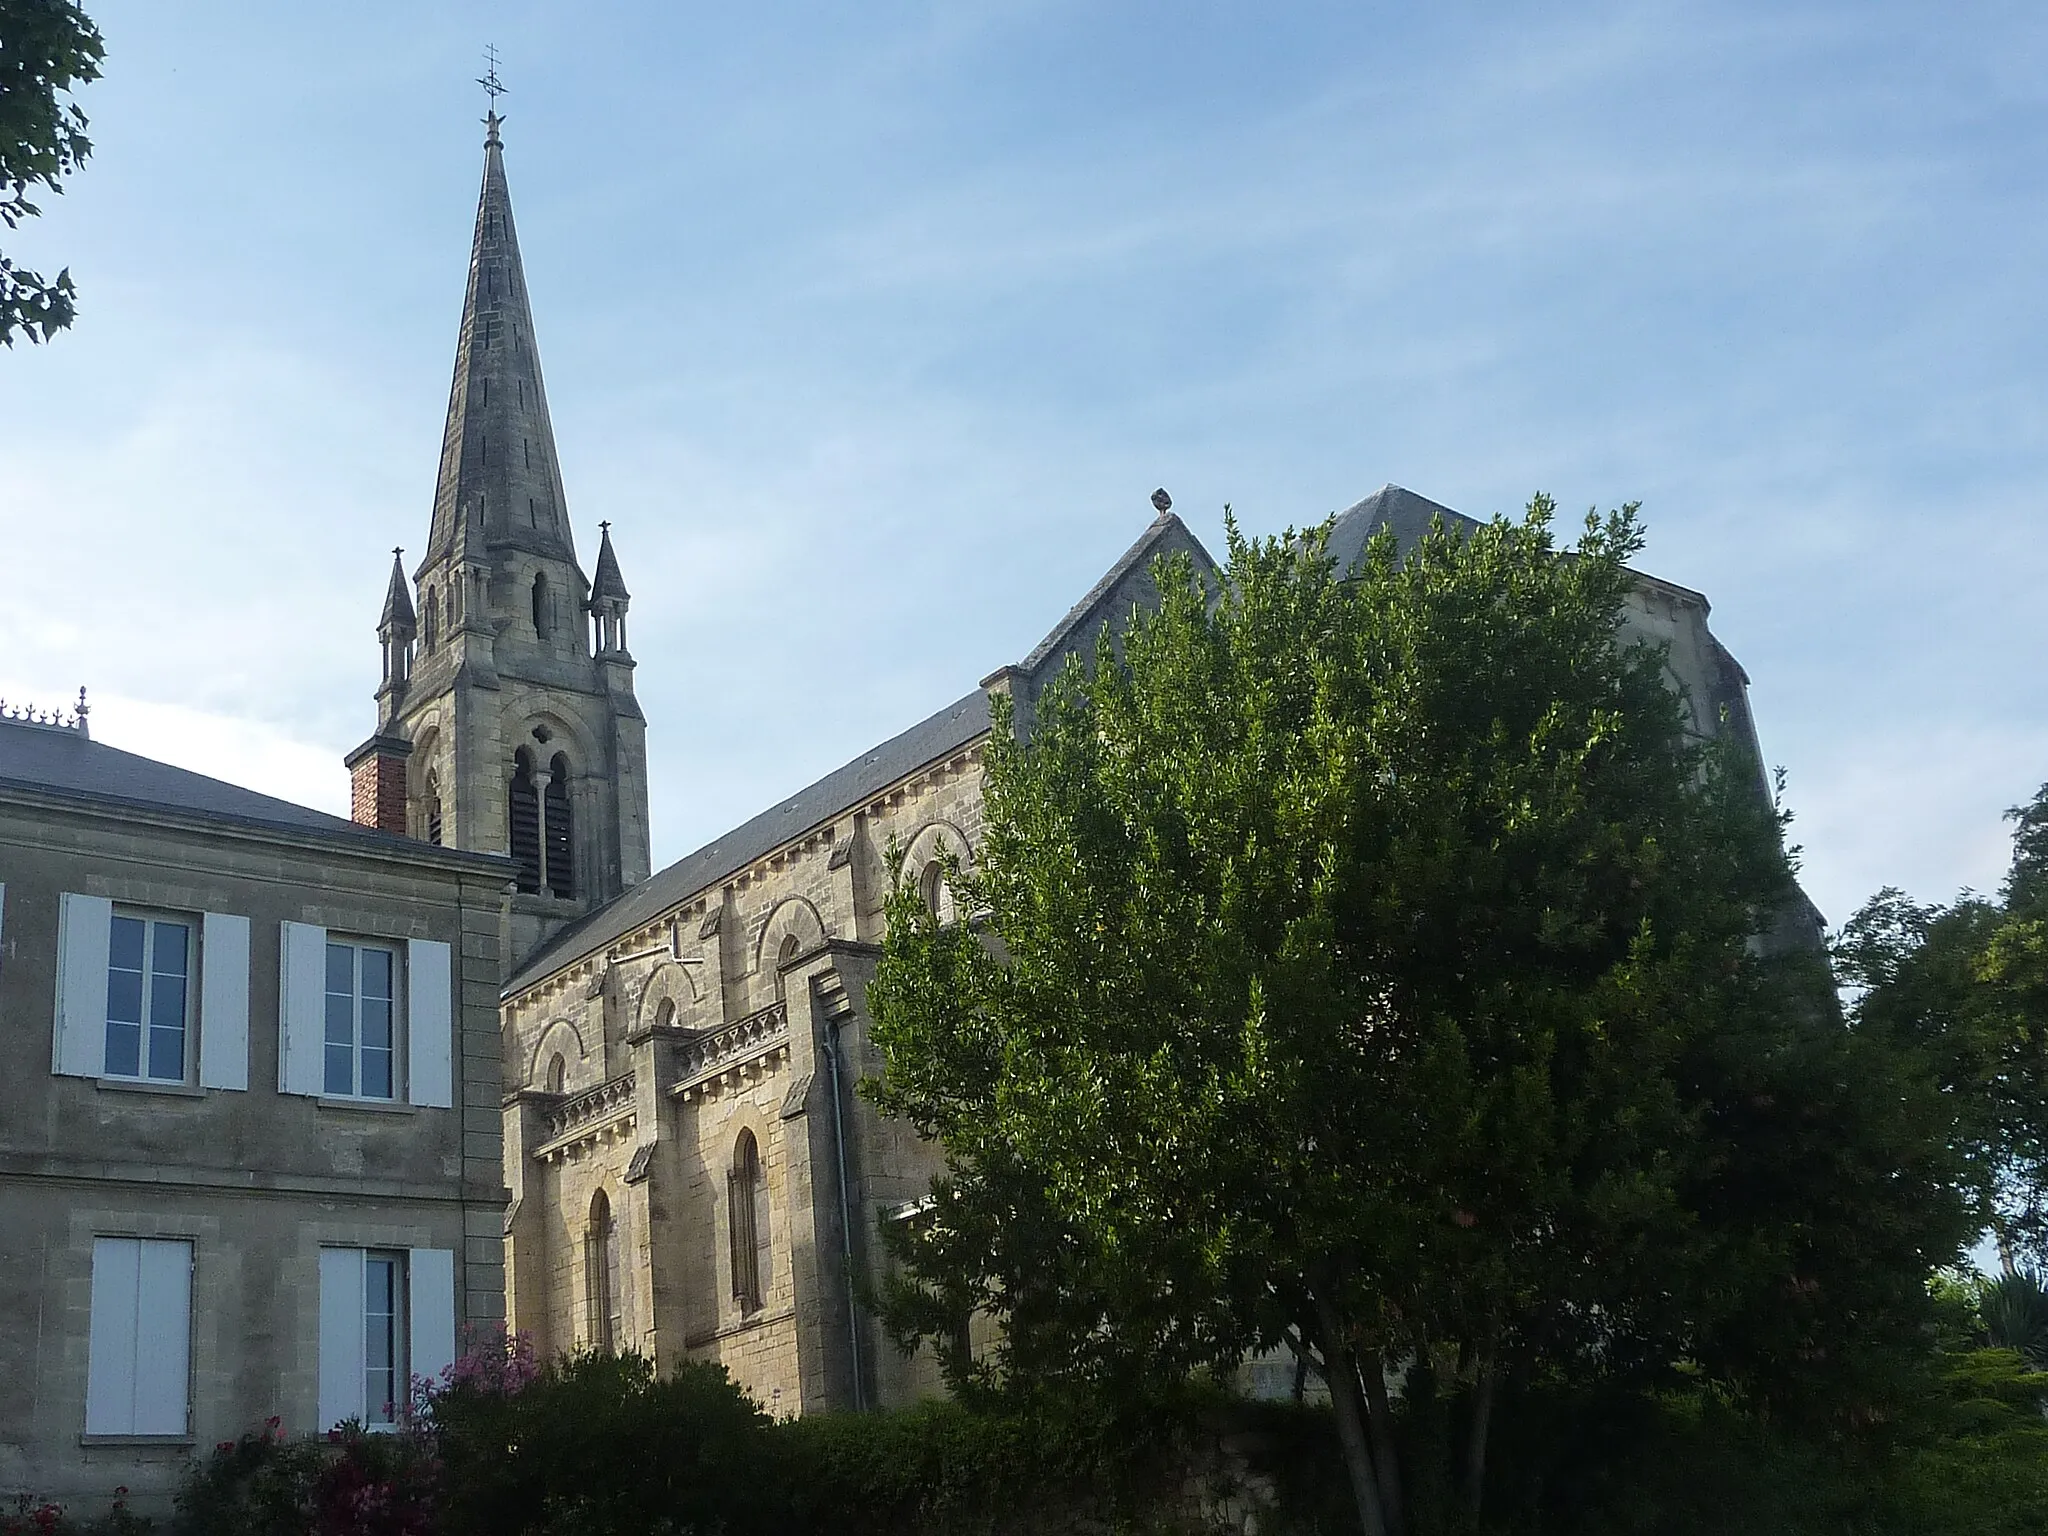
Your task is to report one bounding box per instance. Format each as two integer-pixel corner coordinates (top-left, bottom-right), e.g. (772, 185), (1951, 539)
(1359, 1345), (1408, 1536)
(1312, 1295), (1392, 1536)
(1462, 1354), (1498, 1518)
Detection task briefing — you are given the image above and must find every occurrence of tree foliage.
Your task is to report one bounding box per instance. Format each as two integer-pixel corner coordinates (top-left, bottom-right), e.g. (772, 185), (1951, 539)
(0, 0), (103, 345)
(1838, 782), (2048, 1261)
(867, 499), (1972, 1535)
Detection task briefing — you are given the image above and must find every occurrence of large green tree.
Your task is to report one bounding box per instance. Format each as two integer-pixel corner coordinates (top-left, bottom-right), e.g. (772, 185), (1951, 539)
(867, 501), (1970, 1536)
(0, 0), (103, 345)
(1838, 783), (2048, 1261)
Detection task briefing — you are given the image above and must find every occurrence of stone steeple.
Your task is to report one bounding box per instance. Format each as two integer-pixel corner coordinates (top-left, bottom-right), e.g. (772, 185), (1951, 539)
(421, 109), (577, 573)
(347, 109), (652, 965)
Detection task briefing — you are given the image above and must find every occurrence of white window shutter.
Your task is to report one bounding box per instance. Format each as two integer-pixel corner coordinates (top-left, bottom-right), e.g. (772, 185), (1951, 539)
(409, 1247), (457, 1388)
(406, 938), (453, 1108)
(85, 1237), (141, 1435)
(279, 921), (328, 1096)
(55, 893), (112, 1078)
(133, 1239), (193, 1435)
(198, 913), (251, 1091)
(318, 1248), (365, 1431)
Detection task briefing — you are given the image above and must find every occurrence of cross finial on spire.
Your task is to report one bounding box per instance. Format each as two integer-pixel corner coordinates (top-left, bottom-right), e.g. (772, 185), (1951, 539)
(478, 45), (508, 143)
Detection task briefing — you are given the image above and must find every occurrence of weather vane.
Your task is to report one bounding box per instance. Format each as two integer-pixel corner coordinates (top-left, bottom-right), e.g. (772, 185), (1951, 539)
(478, 44), (508, 131)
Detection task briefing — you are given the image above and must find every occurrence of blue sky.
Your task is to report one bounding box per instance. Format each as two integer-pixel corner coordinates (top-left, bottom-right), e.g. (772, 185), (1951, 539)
(1, 1), (2043, 929)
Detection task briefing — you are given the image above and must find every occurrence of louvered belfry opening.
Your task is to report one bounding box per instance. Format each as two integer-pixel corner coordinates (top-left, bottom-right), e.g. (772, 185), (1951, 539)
(544, 752), (574, 898)
(509, 749), (542, 893)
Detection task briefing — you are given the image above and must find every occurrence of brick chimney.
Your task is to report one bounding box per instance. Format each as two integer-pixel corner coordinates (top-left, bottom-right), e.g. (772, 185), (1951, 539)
(345, 734), (412, 835)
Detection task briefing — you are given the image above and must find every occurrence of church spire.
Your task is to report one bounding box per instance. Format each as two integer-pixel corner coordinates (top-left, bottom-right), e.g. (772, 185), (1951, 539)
(421, 108), (577, 572)
(378, 547), (417, 635)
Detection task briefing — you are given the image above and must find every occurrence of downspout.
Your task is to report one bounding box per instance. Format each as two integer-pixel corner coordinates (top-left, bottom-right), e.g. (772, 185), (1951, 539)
(824, 1016), (867, 1410)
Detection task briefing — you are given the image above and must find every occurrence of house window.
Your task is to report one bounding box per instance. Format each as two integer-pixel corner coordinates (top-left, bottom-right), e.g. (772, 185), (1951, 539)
(105, 913), (191, 1082)
(324, 941), (398, 1099)
(85, 1236), (192, 1437)
(728, 1130), (769, 1315)
(320, 1247), (438, 1431)
(363, 1251), (406, 1427)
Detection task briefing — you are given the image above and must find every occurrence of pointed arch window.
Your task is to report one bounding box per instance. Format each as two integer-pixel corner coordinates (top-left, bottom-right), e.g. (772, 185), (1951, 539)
(585, 1190), (622, 1352)
(423, 771), (444, 847)
(728, 1130), (769, 1314)
(545, 753), (574, 899)
(531, 572), (551, 638)
(509, 749), (542, 894)
(423, 587), (437, 650)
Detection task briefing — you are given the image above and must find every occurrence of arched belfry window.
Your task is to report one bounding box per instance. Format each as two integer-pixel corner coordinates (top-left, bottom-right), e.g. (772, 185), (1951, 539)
(545, 1052), (566, 1094)
(774, 933), (801, 1002)
(728, 1130), (769, 1314)
(509, 749), (542, 894)
(422, 587), (438, 649)
(531, 572), (551, 638)
(423, 771), (444, 847)
(586, 1189), (621, 1352)
(545, 753), (574, 899)
(919, 861), (954, 924)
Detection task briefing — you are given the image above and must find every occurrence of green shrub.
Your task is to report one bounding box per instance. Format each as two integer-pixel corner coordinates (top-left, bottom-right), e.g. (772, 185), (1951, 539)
(169, 1418), (436, 1536)
(430, 1350), (774, 1536)
(1, 1490), (151, 1536)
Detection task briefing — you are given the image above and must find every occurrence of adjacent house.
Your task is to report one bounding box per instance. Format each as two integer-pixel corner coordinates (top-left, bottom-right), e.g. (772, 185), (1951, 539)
(0, 701), (511, 1507)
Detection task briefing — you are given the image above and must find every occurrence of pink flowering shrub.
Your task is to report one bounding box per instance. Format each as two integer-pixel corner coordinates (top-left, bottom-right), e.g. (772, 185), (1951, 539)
(1, 1487), (147, 1534)
(407, 1324), (540, 1426)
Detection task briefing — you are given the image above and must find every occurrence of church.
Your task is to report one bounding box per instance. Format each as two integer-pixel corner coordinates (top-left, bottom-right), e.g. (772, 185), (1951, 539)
(344, 112), (1789, 1415)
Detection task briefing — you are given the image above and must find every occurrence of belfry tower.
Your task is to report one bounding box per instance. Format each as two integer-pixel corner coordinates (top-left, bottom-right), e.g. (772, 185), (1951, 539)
(348, 107), (651, 964)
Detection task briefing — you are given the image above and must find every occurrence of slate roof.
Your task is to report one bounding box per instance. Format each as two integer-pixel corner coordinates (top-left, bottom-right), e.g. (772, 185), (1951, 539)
(591, 524), (630, 603)
(1323, 484), (1476, 575)
(504, 482), (1729, 998)
(508, 509), (1225, 995)
(1016, 510), (1211, 676)
(0, 715), (494, 866)
(506, 688), (992, 994)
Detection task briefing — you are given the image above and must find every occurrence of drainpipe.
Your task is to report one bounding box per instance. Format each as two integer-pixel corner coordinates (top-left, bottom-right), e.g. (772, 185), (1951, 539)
(824, 1016), (867, 1410)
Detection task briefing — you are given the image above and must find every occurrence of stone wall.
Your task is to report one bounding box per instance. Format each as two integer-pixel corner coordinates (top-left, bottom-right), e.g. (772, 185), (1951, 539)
(500, 739), (987, 1412)
(0, 787), (509, 1507)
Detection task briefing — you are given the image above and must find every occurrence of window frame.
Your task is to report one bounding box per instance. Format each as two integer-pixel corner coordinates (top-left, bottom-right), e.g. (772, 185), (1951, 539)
(728, 1130), (770, 1317)
(103, 907), (196, 1086)
(84, 1234), (194, 1440)
(321, 938), (405, 1102)
(362, 1249), (409, 1430)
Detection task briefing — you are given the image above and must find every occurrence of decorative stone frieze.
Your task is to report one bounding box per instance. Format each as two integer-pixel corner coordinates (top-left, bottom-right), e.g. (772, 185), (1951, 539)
(534, 1070), (636, 1161)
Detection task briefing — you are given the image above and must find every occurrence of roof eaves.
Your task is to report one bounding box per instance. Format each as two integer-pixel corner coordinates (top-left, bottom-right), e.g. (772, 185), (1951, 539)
(0, 776), (514, 879)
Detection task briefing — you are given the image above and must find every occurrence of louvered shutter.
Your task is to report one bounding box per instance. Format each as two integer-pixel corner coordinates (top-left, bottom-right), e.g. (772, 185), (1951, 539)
(318, 1248), (364, 1431)
(55, 893), (112, 1077)
(198, 913), (250, 1091)
(133, 1239), (193, 1433)
(279, 921), (327, 1096)
(406, 938), (453, 1108)
(84, 1237), (140, 1434)
(408, 1247), (457, 1387)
